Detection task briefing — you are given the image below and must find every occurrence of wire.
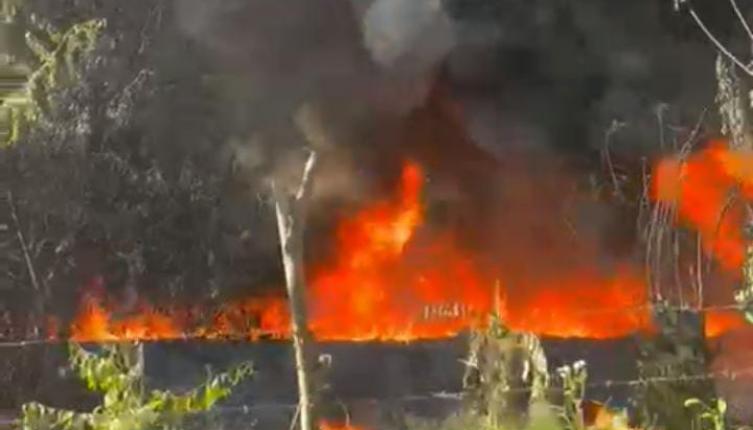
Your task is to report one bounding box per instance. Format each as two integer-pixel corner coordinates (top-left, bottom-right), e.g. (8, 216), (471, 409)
(0, 338), (57, 348)
(0, 299), (750, 349)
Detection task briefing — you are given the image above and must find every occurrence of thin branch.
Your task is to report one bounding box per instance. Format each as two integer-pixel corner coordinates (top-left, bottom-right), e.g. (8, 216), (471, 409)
(288, 405), (301, 430)
(677, 107), (709, 159)
(729, 0), (753, 46)
(655, 103), (668, 150)
(688, 6), (753, 76)
(695, 232), (704, 309)
(6, 190), (42, 294)
(602, 120), (626, 199)
(712, 188), (741, 250)
(295, 151), (318, 202)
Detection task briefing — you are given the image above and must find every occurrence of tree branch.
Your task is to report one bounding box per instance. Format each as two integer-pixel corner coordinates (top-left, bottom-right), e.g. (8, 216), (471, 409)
(296, 151), (318, 202)
(6, 190), (42, 295)
(729, 0), (753, 48)
(688, 6), (753, 76)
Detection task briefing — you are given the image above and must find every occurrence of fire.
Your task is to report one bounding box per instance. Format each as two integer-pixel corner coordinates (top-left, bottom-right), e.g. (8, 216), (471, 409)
(500, 265), (650, 339)
(651, 140), (750, 270)
(65, 159), (661, 342)
(72, 291), (182, 342)
(652, 140), (753, 336)
(305, 161), (491, 341)
(319, 421), (364, 430)
(705, 310), (747, 338)
(71, 292), (291, 342)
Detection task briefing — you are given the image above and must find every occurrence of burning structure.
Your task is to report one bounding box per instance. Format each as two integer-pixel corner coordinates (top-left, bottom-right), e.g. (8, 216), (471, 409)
(4, 0), (753, 429)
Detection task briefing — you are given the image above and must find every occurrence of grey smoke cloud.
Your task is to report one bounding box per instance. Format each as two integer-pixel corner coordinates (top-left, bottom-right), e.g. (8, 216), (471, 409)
(362, 0), (455, 72)
(172, 0), (461, 206)
(360, 0), (457, 116)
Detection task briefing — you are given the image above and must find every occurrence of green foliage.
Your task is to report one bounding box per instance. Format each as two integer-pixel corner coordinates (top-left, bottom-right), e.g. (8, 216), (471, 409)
(448, 316), (602, 430)
(0, 11), (103, 145)
(553, 361), (587, 430)
(12, 18), (103, 143)
(735, 229), (753, 324)
(634, 306), (713, 430)
(19, 342), (253, 430)
(685, 398), (727, 430)
(463, 315), (549, 428)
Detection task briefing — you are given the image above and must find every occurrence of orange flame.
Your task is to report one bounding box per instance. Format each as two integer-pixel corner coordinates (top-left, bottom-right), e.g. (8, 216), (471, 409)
(501, 265), (650, 339)
(651, 140), (749, 270)
(65, 160), (663, 342)
(319, 421), (364, 430)
(305, 161), (492, 341)
(705, 310), (747, 338)
(71, 294), (183, 342)
(652, 140), (753, 335)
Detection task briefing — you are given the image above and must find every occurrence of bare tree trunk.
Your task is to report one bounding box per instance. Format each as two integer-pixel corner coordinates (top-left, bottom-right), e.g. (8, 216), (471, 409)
(273, 150), (317, 430)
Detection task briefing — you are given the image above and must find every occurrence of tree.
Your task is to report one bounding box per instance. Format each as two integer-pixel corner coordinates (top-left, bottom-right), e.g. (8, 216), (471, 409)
(0, 1), (258, 408)
(271, 105), (326, 430)
(674, 0), (753, 150)
(0, 0), (102, 340)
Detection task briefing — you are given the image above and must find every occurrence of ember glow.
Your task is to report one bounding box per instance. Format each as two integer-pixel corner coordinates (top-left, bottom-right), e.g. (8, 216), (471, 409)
(65, 159), (664, 343)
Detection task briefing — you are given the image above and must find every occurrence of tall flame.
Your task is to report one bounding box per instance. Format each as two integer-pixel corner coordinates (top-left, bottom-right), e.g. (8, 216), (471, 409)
(306, 161), (491, 340)
(66, 159), (661, 342)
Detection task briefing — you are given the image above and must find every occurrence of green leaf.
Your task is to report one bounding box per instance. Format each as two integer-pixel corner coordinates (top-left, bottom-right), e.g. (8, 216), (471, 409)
(684, 398), (703, 408)
(717, 399), (727, 415)
(744, 310), (753, 325)
(24, 31), (51, 61)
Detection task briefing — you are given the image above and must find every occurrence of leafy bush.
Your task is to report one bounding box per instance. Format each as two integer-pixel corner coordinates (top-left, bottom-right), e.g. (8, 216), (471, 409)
(19, 342), (253, 430)
(411, 318), (633, 430)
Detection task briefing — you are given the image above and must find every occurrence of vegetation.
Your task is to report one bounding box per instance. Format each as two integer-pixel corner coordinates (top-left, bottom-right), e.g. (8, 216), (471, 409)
(19, 342), (253, 430)
(8, 325), (734, 430)
(409, 318), (631, 430)
(3, 17), (103, 144)
(0, 0), (103, 144)
(0, 0), (261, 341)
